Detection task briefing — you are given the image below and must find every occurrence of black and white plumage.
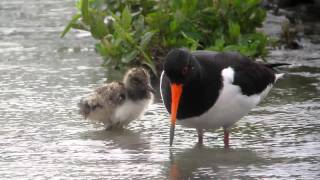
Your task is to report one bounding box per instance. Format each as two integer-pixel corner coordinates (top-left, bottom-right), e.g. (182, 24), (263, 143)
(160, 49), (288, 147)
(79, 67), (154, 130)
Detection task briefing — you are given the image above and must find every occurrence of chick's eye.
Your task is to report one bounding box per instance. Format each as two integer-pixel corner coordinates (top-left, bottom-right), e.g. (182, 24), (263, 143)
(119, 93), (126, 101)
(132, 78), (140, 83)
(182, 66), (189, 75)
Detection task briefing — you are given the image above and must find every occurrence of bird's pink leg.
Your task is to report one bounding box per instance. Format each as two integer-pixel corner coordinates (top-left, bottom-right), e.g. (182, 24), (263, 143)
(223, 127), (229, 149)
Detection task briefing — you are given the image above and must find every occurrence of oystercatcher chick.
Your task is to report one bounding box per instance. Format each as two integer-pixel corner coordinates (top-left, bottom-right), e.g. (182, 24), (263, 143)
(160, 49), (288, 148)
(79, 67), (154, 130)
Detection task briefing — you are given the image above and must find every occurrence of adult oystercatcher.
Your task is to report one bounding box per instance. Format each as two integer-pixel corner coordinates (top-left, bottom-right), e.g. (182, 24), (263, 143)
(160, 49), (288, 148)
(79, 67), (154, 130)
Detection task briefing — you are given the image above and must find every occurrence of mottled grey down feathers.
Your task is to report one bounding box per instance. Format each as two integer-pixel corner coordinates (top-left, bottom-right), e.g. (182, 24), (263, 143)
(78, 67), (153, 129)
(78, 82), (126, 119)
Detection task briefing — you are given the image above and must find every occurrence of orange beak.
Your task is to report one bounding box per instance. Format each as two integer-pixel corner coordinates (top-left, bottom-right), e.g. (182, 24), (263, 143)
(170, 83), (183, 146)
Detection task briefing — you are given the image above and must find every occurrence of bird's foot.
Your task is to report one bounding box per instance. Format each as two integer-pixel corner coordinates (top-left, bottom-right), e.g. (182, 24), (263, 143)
(195, 142), (204, 148)
(196, 129), (204, 147)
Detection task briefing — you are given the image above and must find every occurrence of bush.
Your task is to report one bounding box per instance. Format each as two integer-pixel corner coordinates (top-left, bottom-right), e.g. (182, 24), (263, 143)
(62, 0), (270, 75)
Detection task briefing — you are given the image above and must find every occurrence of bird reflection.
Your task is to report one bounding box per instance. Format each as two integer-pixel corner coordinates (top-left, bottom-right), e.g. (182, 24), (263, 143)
(167, 146), (266, 179)
(80, 129), (149, 150)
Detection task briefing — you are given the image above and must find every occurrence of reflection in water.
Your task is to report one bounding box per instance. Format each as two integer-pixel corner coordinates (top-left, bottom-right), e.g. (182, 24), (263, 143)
(80, 129), (149, 150)
(167, 147), (268, 179)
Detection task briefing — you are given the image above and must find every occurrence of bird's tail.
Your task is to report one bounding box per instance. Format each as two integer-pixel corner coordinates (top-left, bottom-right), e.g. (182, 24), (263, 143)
(78, 95), (103, 119)
(265, 63), (290, 69)
(275, 73), (285, 81)
(78, 98), (91, 119)
(265, 63), (290, 80)
(260, 63), (290, 81)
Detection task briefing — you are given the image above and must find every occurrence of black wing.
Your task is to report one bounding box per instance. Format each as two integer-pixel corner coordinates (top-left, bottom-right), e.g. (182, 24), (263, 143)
(194, 51), (278, 96)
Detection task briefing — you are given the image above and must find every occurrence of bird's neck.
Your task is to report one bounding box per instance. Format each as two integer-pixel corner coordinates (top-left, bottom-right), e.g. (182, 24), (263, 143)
(126, 88), (150, 101)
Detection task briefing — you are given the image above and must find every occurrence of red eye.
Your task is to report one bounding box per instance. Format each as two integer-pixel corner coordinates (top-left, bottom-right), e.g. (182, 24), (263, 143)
(182, 66), (188, 75)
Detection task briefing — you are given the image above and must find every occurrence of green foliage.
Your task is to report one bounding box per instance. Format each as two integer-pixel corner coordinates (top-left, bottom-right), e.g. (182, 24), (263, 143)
(62, 0), (270, 75)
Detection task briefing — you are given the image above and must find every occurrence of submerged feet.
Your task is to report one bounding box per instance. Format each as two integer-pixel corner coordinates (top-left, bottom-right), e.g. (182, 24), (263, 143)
(196, 128), (230, 150)
(197, 129), (204, 146)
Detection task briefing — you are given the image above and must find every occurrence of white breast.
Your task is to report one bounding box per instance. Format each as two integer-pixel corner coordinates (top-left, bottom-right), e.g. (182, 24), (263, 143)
(113, 96), (153, 126)
(179, 67), (273, 130)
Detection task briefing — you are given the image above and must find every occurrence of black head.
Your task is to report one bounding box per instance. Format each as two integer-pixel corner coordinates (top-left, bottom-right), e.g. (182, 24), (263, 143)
(164, 48), (200, 84)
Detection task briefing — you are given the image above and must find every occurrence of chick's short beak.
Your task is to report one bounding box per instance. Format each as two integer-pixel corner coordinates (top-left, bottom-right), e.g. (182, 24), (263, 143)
(146, 84), (156, 93)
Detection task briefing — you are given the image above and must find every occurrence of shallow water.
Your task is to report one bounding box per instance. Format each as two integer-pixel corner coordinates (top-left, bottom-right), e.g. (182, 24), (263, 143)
(0, 0), (319, 179)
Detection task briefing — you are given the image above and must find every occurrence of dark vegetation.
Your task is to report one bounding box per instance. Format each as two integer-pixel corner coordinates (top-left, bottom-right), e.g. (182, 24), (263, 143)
(62, 0), (272, 75)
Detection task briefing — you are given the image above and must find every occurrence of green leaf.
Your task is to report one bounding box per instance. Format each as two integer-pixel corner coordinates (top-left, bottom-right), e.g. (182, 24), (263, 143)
(70, 23), (89, 31)
(214, 38), (225, 50)
(125, 32), (135, 45)
(60, 13), (81, 38)
(141, 61), (157, 77)
(181, 31), (199, 51)
(121, 50), (138, 63)
(101, 36), (112, 49)
(95, 43), (108, 57)
(140, 31), (155, 48)
(248, 0), (260, 7)
(169, 19), (178, 32)
(228, 21), (241, 40)
(134, 15), (145, 33)
(121, 6), (132, 30)
(234, 0), (242, 9)
(90, 14), (108, 39)
(81, 0), (90, 24)
(224, 45), (240, 51)
(75, 0), (81, 10)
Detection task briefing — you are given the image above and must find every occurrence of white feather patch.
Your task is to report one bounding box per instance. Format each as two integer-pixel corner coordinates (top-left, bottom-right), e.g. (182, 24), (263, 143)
(275, 73), (284, 81)
(113, 97), (153, 126)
